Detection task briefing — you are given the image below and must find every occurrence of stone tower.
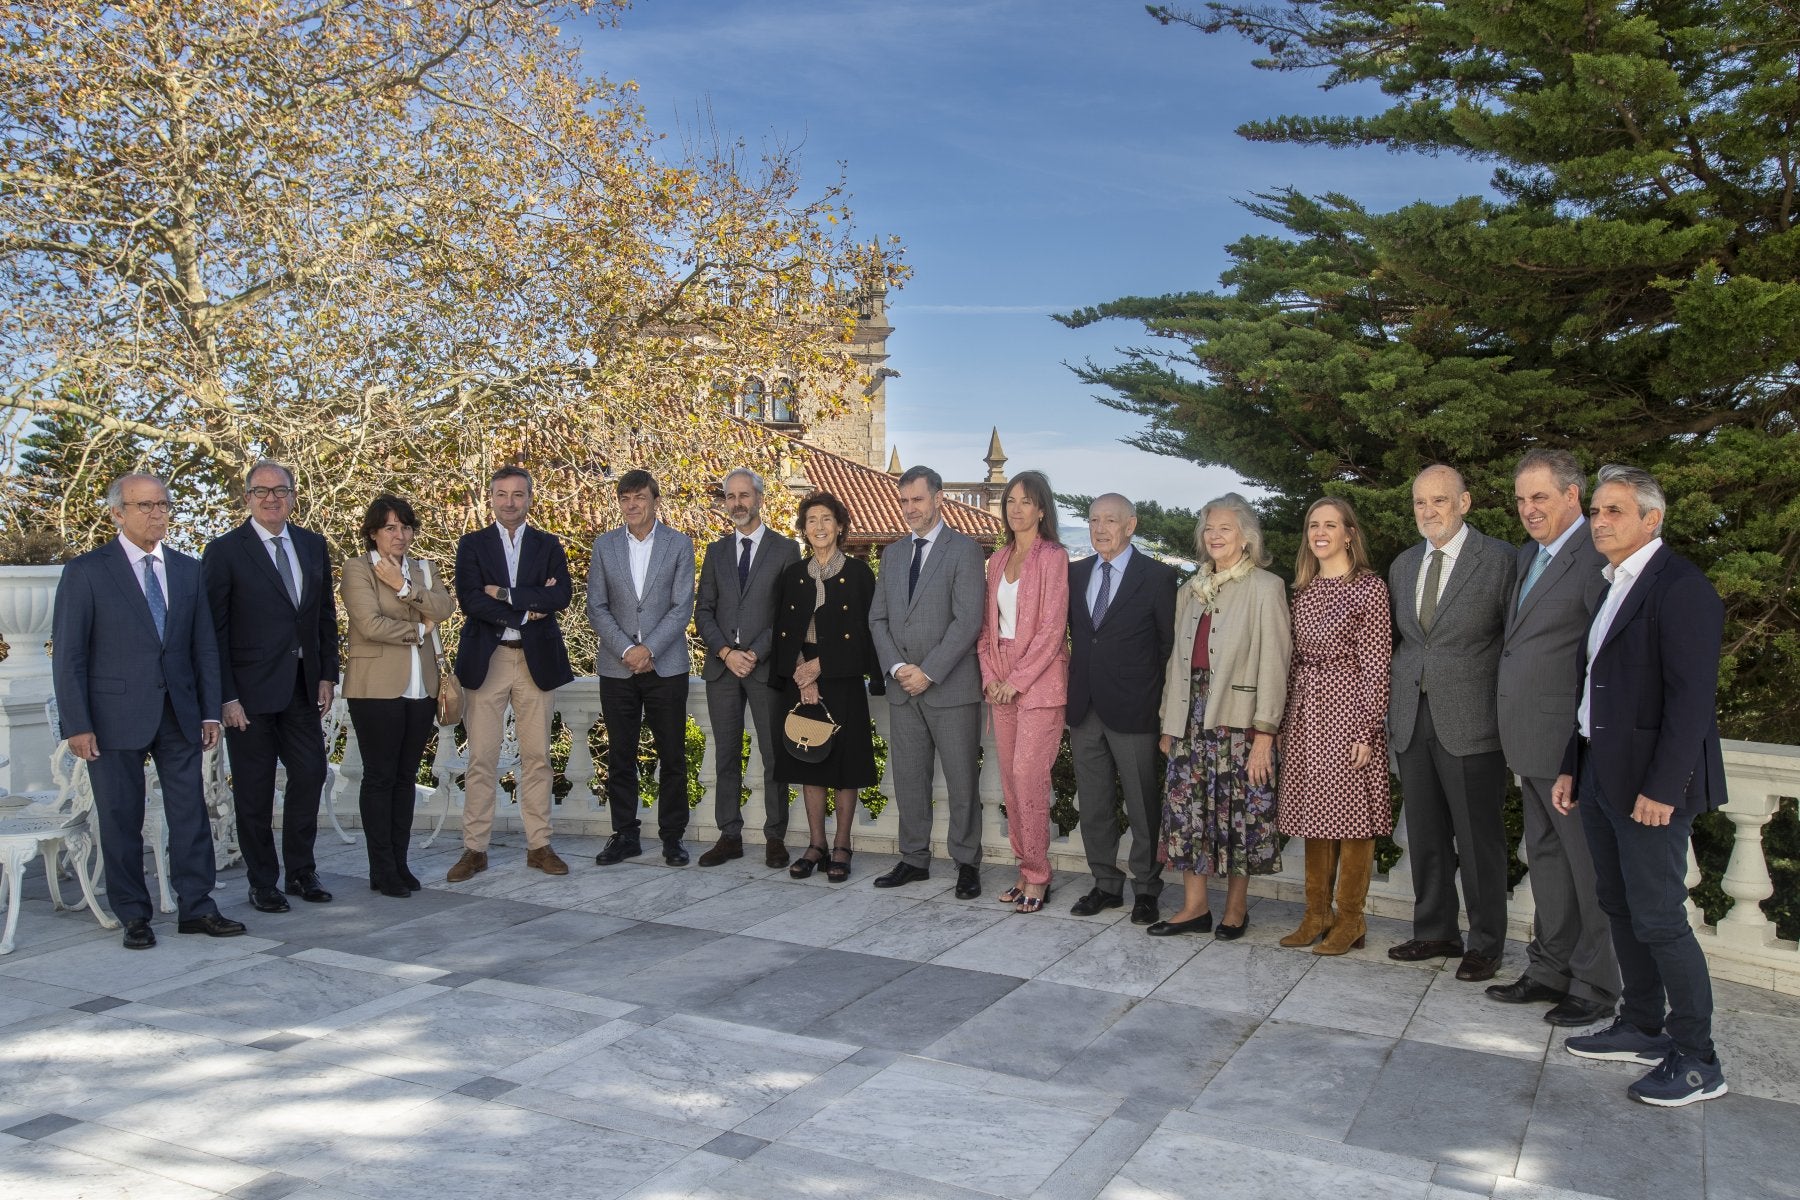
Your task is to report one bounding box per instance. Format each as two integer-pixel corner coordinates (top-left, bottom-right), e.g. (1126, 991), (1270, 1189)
(803, 249), (892, 467)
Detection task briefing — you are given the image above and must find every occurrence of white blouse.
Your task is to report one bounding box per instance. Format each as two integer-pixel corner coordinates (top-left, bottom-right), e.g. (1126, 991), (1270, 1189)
(372, 552), (431, 700)
(996, 575), (1020, 639)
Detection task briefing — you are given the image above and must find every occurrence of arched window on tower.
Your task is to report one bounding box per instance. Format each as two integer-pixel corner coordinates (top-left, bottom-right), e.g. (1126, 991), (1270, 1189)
(741, 377), (766, 421)
(770, 377), (797, 423)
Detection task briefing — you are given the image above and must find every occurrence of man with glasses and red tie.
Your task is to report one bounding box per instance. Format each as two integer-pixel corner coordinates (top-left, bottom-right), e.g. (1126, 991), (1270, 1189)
(53, 473), (246, 949)
(202, 460), (340, 914)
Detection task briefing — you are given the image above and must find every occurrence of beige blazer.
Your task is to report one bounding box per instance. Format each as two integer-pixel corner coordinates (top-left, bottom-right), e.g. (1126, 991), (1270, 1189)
(1160, 566), (1292, 737)
(340, 555), (456, 700)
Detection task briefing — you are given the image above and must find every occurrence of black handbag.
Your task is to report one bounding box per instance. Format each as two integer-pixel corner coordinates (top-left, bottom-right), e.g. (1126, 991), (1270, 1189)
(782, 700), (840, 763)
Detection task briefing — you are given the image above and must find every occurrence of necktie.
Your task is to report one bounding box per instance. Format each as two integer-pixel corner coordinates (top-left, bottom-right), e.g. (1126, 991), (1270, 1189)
(1418, 548), (1445, 633)
(272, 535), (301, 606)
(143, 554), (166, 641)
(738, 536), (752, 591)
(907, 537), (926, 601)
(1517, 545), (1552, 609)
(1092, 560), (1114, 626)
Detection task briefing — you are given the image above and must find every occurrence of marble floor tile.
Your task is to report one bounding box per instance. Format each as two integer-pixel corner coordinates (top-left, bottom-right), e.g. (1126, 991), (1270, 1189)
(1037, 922), (1207, 997)
(529, 1022), (840, 1128)
(0, 992), (62, 1031)
(728, 1059), (888, 1142)
(410, 909), (634, 975)
(1030, 1109), (1162, 1200)
(657, 880), (825, 933)
(1050, 998), (1259, 1104)
(922, 979), (1140, 1080)
(691, 1141), (996, 1200)
(318, 898), (564, 962)
(135, 956), (418, 1030)
(0, 972), (100, 1008)
(0, 1139), (219, 1200)
(735, 888), (924, 948)
(1149, 938), (1317, 1017)
(656, 1013), (860, 1063)
(810, 962), (1023, 1051)
(39, 1119), (266, 1193)
(831, 897), (1008, 961)
(928, 912), (1098, 978)
(1189, 1018), (1396, 1140)
(1403, 970), (1556, 1062)
(0, 928), (278, 996)
(0, 1011), (267, 1119)
(786, 1063), (1103, 1198)
(321, 985), (614, 1073)
(591, 933), (814, 1010)
(1268, 955), (1435, 1038)
(1713, 977), (1800, 1021)
(497, 921), (719, 993)
(1489, 1182), (1617, 1200)
(1703, 1091), (1800, 1200)
(578, 871), (748, 921)
(692, 946), (917, 1033)
(1100, 1117), (1432, 1200)
(1514, 1063), (1702, 1200)
(475, 860), (662, 906)
(1345, 1039), (1542, 1175)
(1709, 1008), (1800, 1103)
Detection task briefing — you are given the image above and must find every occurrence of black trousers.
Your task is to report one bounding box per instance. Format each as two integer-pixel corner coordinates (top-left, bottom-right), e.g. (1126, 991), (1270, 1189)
(346, 697), (435, 885)
(1397, 696), (1510, 958)
(600, 672), (689, 840)
(1579, 763), (1714, 1057)
(89, 697), (220, 923)
(224, 661), (328, 889)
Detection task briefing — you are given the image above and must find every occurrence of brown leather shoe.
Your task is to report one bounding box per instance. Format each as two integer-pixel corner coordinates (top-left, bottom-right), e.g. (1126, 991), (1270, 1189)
(1387, 937), (1465, 962)
(446, 849), (488, 883)
(698, 836), (744, 867)
(1455, 952), (1501, 982)
(525, 845), (569, 876)
(764, 838), (790, 869)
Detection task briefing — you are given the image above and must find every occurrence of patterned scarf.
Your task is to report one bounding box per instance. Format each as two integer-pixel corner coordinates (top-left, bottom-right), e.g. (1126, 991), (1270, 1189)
(1186, 552), (1256, 614)
(804, 549), (846, 642)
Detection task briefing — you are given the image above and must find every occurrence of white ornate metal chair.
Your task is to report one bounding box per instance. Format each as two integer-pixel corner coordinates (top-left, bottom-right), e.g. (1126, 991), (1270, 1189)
(0, 740), (119, 954)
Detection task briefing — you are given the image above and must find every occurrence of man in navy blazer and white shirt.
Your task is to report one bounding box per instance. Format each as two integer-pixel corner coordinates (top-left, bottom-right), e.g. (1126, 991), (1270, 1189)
(53, 473), (246, 949)
(202, 460), (339, 914)
(587, 469), (697, 867)
(1555, 464), (1729, 1108)
(447, 466), (576, 884)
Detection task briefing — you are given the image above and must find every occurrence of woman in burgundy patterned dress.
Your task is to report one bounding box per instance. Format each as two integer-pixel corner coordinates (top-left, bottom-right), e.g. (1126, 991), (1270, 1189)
(1277, 497), (1392, 956)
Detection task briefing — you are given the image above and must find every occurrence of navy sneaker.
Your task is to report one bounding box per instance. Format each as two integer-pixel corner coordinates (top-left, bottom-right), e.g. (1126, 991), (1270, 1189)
(1563, 1017), (1675, 1063)
(1628, 1050), (1728, 1107)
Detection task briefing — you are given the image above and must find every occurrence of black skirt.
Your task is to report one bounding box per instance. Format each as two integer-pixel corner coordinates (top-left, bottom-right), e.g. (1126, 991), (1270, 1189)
(775, 671), (878, 789)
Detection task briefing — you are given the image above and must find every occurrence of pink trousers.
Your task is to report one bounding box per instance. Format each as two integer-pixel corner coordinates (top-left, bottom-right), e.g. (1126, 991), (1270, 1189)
(991, 697), (1064, 887)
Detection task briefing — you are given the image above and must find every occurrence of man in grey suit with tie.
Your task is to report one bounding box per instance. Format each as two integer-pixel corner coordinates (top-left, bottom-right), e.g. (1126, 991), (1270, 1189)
(868, 466), (988, 898)
(1387, 464), (1515, 982)
(695, 468), (800, 868)
(587, 469), (697, 867)
(52, 473), (246, 949)
(1490, 450), (1619, 1026)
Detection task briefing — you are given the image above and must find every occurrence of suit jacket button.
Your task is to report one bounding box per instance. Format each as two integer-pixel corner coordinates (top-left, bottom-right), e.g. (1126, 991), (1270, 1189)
(844, 633), (851, 640)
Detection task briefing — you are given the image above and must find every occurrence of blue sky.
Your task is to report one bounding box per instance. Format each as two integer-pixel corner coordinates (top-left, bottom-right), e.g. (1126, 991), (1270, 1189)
(578, 0), (1493, 508)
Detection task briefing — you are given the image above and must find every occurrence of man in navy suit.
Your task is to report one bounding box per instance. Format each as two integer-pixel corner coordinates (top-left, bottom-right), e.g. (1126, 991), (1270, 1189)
(1555, 464), (1729, 1107)
(202, 460), (340, 913)
(53, 473), (246, 949)
(447, 466), (575, 882)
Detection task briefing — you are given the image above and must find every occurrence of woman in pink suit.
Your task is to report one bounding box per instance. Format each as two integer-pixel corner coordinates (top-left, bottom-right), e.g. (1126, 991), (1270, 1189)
(979, 470), (1070, 913)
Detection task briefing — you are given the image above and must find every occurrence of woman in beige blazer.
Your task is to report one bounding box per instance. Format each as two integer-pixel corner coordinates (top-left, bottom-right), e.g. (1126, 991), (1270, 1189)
(341, 494), (455, 897)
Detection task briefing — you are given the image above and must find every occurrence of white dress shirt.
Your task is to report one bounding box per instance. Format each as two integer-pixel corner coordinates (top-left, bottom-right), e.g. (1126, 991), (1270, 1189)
(627, 522), (659, 600)
(252, 520), (303, 603)
(118, 535), (165, 601)
(371, 551), (430, 700)
(1085, 543), (1135, 617)
(496, 521), (525, 643)
(1414, 521), (1470, 618)
(1577, 536), (1663, 738)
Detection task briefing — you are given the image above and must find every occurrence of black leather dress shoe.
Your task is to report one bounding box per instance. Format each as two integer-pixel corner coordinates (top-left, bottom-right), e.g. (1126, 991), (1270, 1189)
(662, 838), (690, 867)
(1545, 995), (1614, 1027)
(248, 885), (290, 914)
(284, 872), (333, 903)
(1486, 975), (1565, 1005)
(954, 864), (981, 900)
(1130, 896), (1160, 926)
(1388, 938), (1465, 962)
(122, 918), (156, 950)
(872, 862), (930, 889)
(1069, 888), (1123, 917)
(177, 913), (247, 937)
(399, 869), (423, 893)
(1455, 952), (1501, 982)
(596, 832), (642, 865)
(1146, 912), (1213, 937)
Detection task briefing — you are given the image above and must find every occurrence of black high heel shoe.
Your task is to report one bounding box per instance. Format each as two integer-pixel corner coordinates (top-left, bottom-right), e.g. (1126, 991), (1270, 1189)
(827, 848), (854, 883)
(789, 845), (827, 879)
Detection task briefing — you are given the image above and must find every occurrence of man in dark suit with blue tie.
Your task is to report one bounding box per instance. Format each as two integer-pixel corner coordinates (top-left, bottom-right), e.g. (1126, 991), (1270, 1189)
(202, 460), (340, 914)
(1555, 464), (1729, 1107)
(53, 473), (246, 949)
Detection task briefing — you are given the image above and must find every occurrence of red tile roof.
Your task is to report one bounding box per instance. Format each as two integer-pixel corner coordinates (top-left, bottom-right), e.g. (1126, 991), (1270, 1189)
(793, 441), (1005, 549)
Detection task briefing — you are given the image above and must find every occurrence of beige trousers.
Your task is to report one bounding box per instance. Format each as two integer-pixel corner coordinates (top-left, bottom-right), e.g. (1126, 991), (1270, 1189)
(462, 646), (555, 851)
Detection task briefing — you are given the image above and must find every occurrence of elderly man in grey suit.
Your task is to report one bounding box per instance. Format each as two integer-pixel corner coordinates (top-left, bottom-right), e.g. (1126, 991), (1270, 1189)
(868, 465), (988, 898)
(695, 467), (800, 868)
(1490, 450), (1619, 1026)
(587, 468), (697, 867)
(1387, 463), (1516, 982)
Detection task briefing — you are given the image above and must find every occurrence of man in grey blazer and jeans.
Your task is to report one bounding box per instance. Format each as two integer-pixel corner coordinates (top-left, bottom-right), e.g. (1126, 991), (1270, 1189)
(695, 467), (800, 868)
(1387, 464), (1516, 982)
(868, 466), (988, 898)
(587, 469), (697, 867)
(1490, 449), (1619, 1026)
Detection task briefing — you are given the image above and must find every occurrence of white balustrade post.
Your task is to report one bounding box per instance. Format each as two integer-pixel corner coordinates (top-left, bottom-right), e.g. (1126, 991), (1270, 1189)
(866, 693), (902, 854)
(687, 677), (722, 845)
(555, 687), (603, 815)
(1716, 790), (1779, 948)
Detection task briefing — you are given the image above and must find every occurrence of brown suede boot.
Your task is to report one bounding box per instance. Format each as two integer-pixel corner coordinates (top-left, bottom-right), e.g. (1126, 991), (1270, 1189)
(1280, 838), (1339, 948)
(1315, 838), (1374, 956)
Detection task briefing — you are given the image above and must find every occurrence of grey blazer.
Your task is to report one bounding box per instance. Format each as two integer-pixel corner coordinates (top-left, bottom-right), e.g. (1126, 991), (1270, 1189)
(1496, 523), (1608, 780)
(586, 523), (696, 680)
(868, 524), (987, 708)
(695, 527), (801, 684)
(1387, 525), (1514, 756)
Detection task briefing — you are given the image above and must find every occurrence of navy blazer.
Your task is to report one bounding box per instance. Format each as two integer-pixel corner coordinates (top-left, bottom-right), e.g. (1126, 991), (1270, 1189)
(1559, 544), (1727, 815)
(201, 520), (339, 713)
(1066, 550), (1179, 734)
(453, 524), (575, 693)
(53, 539), (221, 748)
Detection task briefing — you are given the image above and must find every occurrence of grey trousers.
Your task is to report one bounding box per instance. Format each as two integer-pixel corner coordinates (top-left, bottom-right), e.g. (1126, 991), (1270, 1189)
(1069, 710), (1164, 899)
(705, 671), (790, 840)
(887, 698), (982, 868)
(1397, 696), (1510, 959)
(1520, 773), (1620, 1004)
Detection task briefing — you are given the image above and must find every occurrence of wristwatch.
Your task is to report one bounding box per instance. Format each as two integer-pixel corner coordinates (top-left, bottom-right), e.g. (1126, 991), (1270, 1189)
(497, 586), (511, 604)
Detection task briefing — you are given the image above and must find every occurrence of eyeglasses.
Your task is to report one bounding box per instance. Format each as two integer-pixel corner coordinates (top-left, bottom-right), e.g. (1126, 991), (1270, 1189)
(125, 500), (173, 515)
(247, 486), (295, 500)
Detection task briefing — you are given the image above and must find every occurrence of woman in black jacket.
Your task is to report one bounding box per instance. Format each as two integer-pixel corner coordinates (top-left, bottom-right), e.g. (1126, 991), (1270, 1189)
(773, 491), (883, 882)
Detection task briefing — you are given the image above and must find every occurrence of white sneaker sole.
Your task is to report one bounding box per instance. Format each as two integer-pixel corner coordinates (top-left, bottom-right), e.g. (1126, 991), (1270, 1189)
(1631, 1080), (1728, 1107)
(1564, 1045), (1667, 1063)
